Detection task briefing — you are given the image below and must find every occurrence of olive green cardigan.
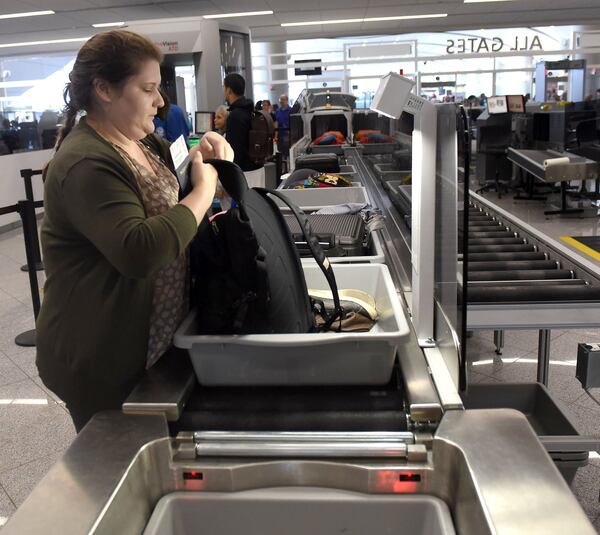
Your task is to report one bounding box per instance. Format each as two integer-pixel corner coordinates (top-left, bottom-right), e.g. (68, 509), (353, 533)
(36, 119), (197, 409)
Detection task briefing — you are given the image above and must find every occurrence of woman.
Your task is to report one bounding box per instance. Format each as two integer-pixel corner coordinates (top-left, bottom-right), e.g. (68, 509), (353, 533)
(214, 104), (229, 135)
(36, 30), (233, 432)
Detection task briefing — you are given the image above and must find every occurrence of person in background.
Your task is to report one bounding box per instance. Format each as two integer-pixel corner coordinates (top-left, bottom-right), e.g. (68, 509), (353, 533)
(275, 94), (291, 156)
(223, 73), (257, 171)
(261, 99), (276, 122)
(36, 30), (233, 432)
(479, 93), (487, 107)
(214, 105), (229, 135)
(153, 88), (190, 144)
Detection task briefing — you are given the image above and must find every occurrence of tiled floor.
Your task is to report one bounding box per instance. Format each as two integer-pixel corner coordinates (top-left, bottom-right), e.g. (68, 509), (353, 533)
(0, 220), (599, 531)
(0, 227), (76, 530)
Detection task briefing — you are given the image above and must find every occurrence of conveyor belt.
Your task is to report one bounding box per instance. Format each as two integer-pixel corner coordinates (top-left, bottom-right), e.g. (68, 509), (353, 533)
(467, 203), (600, 304)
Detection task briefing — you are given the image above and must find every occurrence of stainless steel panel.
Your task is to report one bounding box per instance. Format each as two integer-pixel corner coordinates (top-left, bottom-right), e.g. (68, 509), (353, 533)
(432, 409), (597, 535)
(122, 348), (195, 421)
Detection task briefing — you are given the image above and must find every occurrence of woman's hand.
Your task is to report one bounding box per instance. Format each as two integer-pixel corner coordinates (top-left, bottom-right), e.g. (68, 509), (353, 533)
(189, 131), (234, 162)
(189, 151), (218, 195)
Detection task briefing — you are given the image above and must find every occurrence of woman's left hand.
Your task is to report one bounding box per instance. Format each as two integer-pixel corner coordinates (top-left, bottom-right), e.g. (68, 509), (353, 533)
(190, 131), (234, 162)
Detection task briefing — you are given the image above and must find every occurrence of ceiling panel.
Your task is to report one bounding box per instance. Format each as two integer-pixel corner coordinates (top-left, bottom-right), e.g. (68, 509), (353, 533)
(22, 0), (98, 8)
(159, 1), (217, 17)
(206, 0), (272, 10)
(0, 0), (598, 46)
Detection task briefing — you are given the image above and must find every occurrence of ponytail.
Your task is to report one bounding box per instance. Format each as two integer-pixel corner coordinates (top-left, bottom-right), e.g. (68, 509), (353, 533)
(42, 85), (79, 181)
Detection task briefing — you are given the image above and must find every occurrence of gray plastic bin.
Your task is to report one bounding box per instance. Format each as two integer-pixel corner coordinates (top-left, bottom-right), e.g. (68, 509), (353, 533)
(143, 488), (456, 535)
(461, 383), (597, 483)
(174, 264), (409, 386)
(298, 231), (385, 265)
(273, 185), (370, 210)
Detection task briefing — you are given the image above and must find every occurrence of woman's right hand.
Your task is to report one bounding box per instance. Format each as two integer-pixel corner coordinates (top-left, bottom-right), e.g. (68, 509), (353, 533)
(189, 151), (217, 196)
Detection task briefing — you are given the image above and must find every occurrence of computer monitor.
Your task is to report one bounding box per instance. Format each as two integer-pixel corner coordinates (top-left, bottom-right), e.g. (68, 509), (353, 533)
(195, 111), (214, 134)
(506, 95), (526, 113)
(487, 96), (508, 114)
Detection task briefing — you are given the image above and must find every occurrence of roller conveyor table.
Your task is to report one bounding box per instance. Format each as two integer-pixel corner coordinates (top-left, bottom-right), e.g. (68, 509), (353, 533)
(507, 148), (599, 216)
(507, 148), (598, 183)
(466, 195), (600, 380)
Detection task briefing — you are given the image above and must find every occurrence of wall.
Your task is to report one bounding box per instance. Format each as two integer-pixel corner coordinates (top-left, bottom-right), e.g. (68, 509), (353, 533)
(0, 150), (52, 228)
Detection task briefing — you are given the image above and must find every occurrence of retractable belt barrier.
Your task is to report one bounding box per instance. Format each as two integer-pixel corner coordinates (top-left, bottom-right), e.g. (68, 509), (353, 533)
(19, 168), (44, 272)
(0, 197), (44, 347)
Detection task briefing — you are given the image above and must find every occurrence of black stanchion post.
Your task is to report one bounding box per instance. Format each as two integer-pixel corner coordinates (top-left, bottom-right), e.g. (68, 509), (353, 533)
(19, 168), (44, 272)
(15, 199), (42, 347)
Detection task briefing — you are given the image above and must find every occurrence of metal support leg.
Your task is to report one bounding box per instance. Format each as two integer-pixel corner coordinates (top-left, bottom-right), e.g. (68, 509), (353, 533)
(494, 330), (504, 355)
(537, 329), (551, 386)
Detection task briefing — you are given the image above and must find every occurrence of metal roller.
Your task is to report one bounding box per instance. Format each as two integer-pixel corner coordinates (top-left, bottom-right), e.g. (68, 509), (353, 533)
(467, 252), (547, 262)
(469, 231), (517, 239)
(466, 220), (500, 227)
(468, 269), (575, 281)
(469, 279), (586, 287)
(468, 260), (559, 272)
(469, 225), (508, 233)
(469, 236), (525, 247)
(469, 237), (526, 245)
(468, 284), (600, 303)
(468, 244), (536, 253)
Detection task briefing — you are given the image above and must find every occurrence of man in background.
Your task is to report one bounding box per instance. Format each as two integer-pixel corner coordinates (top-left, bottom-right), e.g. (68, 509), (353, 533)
(223, 73), (257, 171)
(275, 94), (291, 156)
(153, 88), (190, 144)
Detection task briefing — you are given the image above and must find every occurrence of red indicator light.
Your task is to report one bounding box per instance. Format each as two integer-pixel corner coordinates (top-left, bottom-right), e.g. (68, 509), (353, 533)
(399, 473), (421, 482)
(183, 471), (203, 480)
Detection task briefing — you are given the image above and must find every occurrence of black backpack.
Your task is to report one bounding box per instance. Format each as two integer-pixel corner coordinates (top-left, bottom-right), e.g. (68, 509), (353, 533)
(190, 159), (343, 335)
(248, 110), (275, 166)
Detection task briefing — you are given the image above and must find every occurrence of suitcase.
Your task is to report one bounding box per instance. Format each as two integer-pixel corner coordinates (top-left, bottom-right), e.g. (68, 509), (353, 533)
(295, 153), (340, 173)
(284, 213), (367, 257)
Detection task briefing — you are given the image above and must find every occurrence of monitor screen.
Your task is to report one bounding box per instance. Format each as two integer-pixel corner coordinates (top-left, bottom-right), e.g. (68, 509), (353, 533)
(506, 95), (525, 113)
(294, 59), (322, 76)
(487, 96), (508, 114)
(195, 111), (214, 134)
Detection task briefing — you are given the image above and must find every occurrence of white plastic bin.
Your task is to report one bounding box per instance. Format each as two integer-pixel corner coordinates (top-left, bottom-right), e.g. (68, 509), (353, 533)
(174, 264), (408, 386)
(143, 489), (456, 535)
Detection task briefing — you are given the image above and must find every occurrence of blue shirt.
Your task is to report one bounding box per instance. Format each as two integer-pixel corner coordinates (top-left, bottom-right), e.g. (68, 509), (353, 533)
(275, 106), (291, 131)
(153, 104), (190, 144)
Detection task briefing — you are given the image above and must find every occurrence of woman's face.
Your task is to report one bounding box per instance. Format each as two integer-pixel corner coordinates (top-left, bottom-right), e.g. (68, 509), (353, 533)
(215, 110), (226, 131)
(106, 59), (164, 140)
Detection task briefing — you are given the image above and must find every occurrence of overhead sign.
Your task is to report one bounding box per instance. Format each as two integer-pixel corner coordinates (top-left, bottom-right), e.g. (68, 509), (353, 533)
(446, 35), (543, 54)
(348, 42), (412, 59)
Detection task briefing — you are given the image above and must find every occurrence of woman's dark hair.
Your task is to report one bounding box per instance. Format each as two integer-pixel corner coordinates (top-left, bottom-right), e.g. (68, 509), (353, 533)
(55, 30), (163, 152)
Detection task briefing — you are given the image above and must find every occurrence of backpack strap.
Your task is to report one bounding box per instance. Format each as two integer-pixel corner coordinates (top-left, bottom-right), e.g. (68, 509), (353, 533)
(203, 158), (249, 203)
(256, 187), (344, 329)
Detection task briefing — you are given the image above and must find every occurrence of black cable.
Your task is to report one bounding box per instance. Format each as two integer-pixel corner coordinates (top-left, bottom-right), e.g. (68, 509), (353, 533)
(583, 388), (600, 409)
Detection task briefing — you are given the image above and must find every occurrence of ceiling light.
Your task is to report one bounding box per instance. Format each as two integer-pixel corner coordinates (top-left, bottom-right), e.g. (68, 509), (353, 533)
(92, 21), (126, 28)
(0, 37), (90, 49)
(464, 0), (515, 2)
(0, 10), (55, 20)
(282, 13), (447, 27)
(203, 10), (273, 19)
